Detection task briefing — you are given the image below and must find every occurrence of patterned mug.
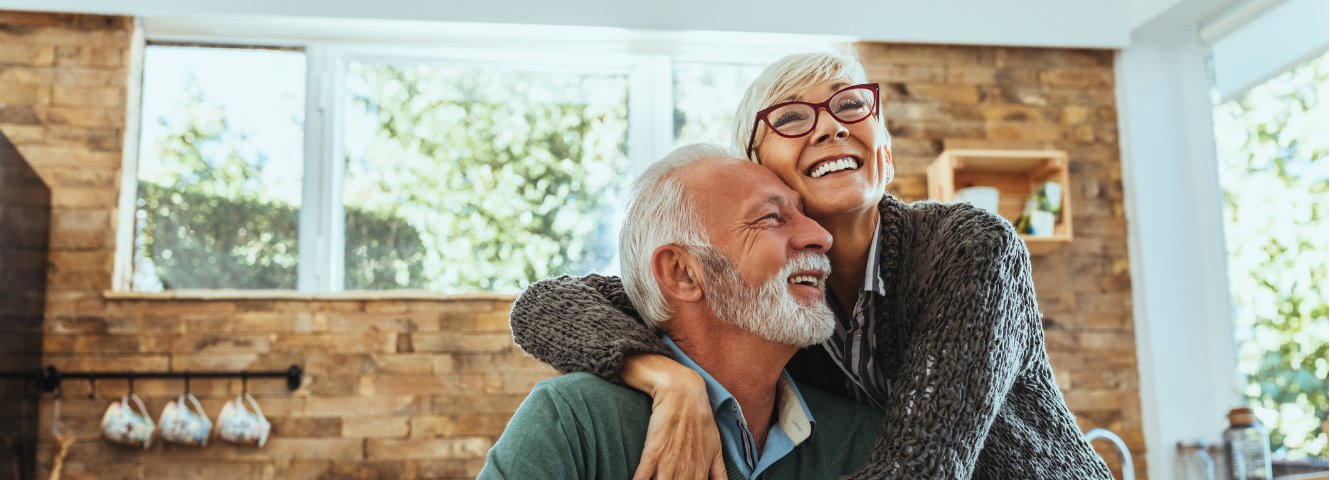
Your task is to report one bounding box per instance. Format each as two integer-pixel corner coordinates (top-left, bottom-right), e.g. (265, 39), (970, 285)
(159, 393), (212, 447)
(216, 393), (270, 448)
(100, 393), (155, 449)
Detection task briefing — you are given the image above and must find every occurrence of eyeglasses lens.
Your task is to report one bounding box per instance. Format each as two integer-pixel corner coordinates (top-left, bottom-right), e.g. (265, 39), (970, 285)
(764, 86), (876, 137)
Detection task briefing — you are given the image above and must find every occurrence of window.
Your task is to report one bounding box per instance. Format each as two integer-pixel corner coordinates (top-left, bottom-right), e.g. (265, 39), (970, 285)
(133, 45), (306, 291)
(672, 62), (765, 148)
(341, 60), (629, 292)
(127, 29), (800, 293)
(1212, 53), (1328, 460)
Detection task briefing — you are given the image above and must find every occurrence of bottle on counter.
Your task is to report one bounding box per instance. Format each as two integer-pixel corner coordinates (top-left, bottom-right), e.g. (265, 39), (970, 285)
(1176, 440), (1215, 480)
(1223, 407), (1273, 480)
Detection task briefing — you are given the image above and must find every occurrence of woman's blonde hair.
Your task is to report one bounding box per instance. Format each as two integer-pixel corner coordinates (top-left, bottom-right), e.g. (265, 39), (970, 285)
(731, 51), (891, 161)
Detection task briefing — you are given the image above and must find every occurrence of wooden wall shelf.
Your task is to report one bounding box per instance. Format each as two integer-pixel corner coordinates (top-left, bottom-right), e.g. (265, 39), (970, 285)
(926, 149), (1073, 255)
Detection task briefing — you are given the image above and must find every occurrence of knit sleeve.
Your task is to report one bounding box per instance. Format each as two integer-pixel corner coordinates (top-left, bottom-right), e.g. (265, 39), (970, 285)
(508, 274), (672, 382)
(847, 207), (1042, 479)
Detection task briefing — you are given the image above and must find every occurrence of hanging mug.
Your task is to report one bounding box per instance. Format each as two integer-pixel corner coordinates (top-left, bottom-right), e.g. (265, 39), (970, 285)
(159, 393), (212, 447)
(216, 393), (270, 448)
(100, 393), (155, 449)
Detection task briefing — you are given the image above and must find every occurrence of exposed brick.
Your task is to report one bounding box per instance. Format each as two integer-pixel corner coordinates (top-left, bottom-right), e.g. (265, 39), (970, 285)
(410, 415), (510, 438)
(411, 332), (514, 353)
(47, 164), (118, 187)
(51, 85), (122, 107)
(47, 315), (109, 334)
(268, 417), (343, 437)
(315, 311), (440, 332)
(16, 144), (120, 167)
(185, 311), (314, 333)
(44, 354), (169, 372)
(358, 373), (486, 396)
(365, 437), (491, 460)
(304, 375), (359, 395)
(903, 84), (981, 104)
(43, 125), (120, 151)
(271, 332), (395, 353)
(54, 66), (126, 87)
(272, 460), (332, 480)
(343, 416), (410, 438)
(0, 105), (40, 124)
(431, 395), (527, 416)
(303, 395), (427, 417)
(0, 123), (44, 142)
(50, 185), (118, 208)
(141, 461), (275, 479)
(0, 43), (54, 65)
(53, 45), (123, 67)
(49, 208), (113, 249)
(0, 84), (49, 105)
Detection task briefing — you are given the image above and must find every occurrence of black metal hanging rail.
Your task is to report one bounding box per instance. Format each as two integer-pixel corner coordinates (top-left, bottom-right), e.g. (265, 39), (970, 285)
(0, 364), (302, 392)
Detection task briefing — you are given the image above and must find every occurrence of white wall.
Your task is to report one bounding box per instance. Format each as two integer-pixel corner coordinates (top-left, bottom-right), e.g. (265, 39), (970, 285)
(0, 0), (1130, 48)
(1117, 0), (1248, 478)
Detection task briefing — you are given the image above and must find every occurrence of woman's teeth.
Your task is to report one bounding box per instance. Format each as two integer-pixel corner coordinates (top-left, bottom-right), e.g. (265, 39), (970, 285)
(808, 157), (860, 178)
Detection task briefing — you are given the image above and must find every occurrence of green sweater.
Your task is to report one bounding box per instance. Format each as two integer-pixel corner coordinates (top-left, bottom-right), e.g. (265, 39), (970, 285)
(478, 372), (883, 479)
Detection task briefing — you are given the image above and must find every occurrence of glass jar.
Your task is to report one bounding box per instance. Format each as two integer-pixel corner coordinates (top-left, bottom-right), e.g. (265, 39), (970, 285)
(1223, 407), (1273, 480)
(1176, 440), (1215, 480)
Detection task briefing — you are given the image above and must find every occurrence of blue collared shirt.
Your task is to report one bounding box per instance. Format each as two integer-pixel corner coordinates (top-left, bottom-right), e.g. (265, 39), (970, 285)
(661, 336), (816, 479)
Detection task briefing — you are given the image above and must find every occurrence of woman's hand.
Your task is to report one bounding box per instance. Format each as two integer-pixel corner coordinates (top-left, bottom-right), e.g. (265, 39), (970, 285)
(620, 354), (726, 480)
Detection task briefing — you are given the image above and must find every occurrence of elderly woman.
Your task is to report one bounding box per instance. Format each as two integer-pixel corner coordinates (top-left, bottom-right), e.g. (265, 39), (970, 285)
(509, 52), (1112, 479)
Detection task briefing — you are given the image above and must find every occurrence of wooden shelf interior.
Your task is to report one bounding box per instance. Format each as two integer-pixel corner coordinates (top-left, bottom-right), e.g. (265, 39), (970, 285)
(927, 149), (1073, 254)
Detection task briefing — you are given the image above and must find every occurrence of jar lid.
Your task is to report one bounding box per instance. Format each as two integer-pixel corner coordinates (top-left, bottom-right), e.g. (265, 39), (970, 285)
(1227, 407), (1258, 426)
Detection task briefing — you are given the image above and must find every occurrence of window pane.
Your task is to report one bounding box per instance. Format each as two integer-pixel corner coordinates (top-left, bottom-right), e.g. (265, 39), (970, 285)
(672, 62), (765, 149)
(343, 61), (629, 293)
(1212, 53), (1328, 460)
(133, 46), (305, 290)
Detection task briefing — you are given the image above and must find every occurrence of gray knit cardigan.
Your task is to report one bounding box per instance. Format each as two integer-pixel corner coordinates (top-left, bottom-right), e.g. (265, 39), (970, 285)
(509, 195), (1113, 479)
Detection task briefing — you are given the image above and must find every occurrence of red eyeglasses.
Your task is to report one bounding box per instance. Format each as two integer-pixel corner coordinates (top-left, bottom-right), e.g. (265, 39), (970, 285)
(746, 83), (881, 159)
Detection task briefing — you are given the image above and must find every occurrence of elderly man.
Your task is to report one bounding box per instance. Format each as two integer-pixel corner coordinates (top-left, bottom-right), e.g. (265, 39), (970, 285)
(479, 144), (882, 479)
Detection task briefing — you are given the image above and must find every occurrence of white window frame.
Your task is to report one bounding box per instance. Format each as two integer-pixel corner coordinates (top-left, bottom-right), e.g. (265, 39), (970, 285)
(1119, 0), (1328, 477)
(119, 16), (844, 293)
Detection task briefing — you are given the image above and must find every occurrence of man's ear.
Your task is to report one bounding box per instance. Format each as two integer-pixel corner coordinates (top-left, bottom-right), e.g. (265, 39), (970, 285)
(650, 245), (704, 304)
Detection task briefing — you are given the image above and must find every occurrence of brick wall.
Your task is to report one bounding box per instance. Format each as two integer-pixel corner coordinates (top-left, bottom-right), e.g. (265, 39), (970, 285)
(857, 43), (1143, 478)
(1, 10), (1143, 479)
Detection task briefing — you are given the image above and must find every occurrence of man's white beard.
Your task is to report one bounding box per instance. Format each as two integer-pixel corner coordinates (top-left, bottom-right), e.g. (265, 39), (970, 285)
(694, 247), (835, 348)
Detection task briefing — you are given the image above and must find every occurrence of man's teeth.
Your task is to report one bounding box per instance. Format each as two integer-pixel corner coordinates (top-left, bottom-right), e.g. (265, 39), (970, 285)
(809, 158), (860, 178)
(788, 275), (820, 286)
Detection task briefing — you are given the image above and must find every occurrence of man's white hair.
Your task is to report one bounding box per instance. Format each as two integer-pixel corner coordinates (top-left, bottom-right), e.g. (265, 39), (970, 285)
(619, 143), (734, 326)
(731, 51), (891, 161)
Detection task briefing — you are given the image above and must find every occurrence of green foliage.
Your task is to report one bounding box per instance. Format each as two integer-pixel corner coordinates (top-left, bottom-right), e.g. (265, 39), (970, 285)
(1213, 53), (1329, 459)
(136, 76), (427, 290)
(137, 181), (426, 290)
(342, 63), (628, 293)
(136, 181), (298, 289)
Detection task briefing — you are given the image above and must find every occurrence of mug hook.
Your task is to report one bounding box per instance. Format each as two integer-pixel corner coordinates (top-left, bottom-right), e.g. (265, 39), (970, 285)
(87, 374), (96, 399)
(241, 372), (249, 395)
(52, 385), (63, 436)
(184, 372), (191, 395)
(127, 373), (134, 395)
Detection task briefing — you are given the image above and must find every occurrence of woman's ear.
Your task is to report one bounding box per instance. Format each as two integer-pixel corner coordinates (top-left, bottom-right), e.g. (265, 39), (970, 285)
(878, 144), (895, 186)
(650, 245), (704, 304)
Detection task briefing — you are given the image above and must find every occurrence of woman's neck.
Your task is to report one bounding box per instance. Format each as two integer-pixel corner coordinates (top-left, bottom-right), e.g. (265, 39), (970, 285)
(814, 205), (880, 312)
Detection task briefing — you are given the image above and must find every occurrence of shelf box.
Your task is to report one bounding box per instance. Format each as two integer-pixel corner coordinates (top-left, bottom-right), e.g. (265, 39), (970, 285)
(926, 149), (1073, 255)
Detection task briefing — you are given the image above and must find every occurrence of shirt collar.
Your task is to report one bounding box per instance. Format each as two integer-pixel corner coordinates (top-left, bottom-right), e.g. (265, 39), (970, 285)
(863, 218), (887, 296)
(660, 335), (816, 444)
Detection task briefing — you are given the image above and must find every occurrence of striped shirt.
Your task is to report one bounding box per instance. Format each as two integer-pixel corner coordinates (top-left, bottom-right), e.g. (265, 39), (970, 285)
(821, 220), (890, 409)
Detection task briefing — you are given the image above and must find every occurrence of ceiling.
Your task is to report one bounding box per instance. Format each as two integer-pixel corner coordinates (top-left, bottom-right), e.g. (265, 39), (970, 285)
(0, 0), (1199, 49)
